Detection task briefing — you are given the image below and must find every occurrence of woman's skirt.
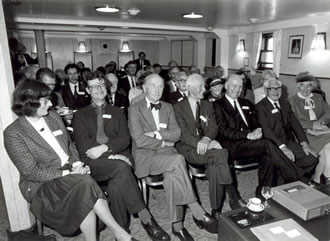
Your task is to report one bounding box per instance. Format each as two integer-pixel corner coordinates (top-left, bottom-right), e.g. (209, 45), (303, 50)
(307, 132), (330, 153)
(30, 174), (105, 236)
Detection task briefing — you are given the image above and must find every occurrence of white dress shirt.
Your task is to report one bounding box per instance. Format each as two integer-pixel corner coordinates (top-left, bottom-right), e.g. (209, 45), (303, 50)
(26, 117), (69, 175)
(69, 82), (78, 95)
(146, 97), (160, 130)
(128, 75), (137, 89)
(225, 95), (249, 127)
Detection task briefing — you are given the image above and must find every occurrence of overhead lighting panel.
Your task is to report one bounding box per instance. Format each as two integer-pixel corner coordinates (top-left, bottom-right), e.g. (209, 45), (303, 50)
(96, 4), (120, 13)
(183, 12), (203, 19)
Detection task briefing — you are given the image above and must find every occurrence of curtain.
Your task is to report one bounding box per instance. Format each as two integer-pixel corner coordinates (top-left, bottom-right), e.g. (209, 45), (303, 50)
(273, 30), (282, 78)
(250, 32), (262, 69)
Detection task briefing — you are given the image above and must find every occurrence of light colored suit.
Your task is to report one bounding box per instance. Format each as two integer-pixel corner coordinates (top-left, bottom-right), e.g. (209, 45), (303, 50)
(128, 98), (196, 221)
(4, 111), (79, 202)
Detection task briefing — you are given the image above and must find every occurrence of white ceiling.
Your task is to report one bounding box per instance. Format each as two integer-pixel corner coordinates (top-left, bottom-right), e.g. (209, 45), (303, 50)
(3, 0), (330, 30)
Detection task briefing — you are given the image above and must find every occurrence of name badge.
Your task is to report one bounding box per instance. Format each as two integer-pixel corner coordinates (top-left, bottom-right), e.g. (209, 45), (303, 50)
(53, 130), (63, 136)
(200, 115), (207, 122)
(242, 106), (250, 110)
(304, 106), (313, 110)
(177, 97), (184, 102)
(77, 91), (86, 95)
(159, 123), (167, 129)
(272, 109), (279, 114)
(102, 114), (112, 119)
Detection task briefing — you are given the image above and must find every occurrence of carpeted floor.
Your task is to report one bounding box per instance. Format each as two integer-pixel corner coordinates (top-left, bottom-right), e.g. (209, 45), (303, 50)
(0, 169), (258, 241)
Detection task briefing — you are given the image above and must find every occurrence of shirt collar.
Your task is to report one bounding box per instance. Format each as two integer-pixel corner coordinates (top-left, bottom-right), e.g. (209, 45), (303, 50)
(145, 97), (159, 108)
(225, 94), (237, 107)
(267, 97), (280, 107)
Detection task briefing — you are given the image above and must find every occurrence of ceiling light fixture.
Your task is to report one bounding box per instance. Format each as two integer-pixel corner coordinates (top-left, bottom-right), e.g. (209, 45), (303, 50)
(183, 12), (203, 19)
(96, 4), (120, 13)
(127, 8), (140, 16)
(120, 41), (132, 52)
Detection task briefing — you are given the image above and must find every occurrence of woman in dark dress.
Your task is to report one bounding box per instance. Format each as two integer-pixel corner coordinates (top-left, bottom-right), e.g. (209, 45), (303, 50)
(4, 80), (138, 241)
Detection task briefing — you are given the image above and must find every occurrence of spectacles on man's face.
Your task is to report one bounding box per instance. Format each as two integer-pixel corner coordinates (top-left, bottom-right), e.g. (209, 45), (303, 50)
(88, 84), (105, 91)
(266, 87), (281, 91)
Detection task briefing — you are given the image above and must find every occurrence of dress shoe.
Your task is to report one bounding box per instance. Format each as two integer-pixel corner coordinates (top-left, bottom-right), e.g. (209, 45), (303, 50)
(172, 227), (194, 241)
(211, 209), (222, 220)
(229, 198), (246, 210)
(193, 213), (217, 234)
(141, 217), (170, 241)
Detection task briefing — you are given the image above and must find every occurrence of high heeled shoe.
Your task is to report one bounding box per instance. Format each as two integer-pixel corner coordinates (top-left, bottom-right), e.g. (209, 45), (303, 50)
(172, 226), (194, 241)
(192, 212), (217, 234)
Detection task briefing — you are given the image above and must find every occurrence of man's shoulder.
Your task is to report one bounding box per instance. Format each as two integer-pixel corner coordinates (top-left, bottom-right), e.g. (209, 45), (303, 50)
(255, 97), (268, 109)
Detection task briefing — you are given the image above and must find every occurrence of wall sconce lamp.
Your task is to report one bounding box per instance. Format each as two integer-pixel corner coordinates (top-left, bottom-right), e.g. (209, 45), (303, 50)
(120, 41), (132, 52)
(237, 39), (246, 52)
(311, 32), (326, 51)
(75, 41), (89, 53)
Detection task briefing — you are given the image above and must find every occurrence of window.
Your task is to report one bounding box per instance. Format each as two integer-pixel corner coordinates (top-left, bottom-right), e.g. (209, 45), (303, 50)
(257, 33), (274, 70)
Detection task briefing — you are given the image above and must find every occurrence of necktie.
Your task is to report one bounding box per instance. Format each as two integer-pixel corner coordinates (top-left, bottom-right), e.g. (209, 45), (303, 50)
(96, 106), (109, 145)
(233, 100), (238, 112)
(74, 85), (78, 98)
(305, 99), (317, 121)
(150, 103), (161, 110)
(195, 101), (203, 136)
(131, 76), (136, 88)
(273, 102), (284, 121)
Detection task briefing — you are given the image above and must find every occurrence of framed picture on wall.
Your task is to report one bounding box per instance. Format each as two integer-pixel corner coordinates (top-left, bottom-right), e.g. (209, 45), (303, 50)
(288, 35), (304, 58)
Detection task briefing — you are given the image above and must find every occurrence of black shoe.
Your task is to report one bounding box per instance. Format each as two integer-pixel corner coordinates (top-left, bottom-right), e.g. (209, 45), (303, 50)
(193, 213), (217, 234)
(172, 227), (194, 241)
(229, 198), (246, 210)
(211, 209), (222, 220)
(141, 217), (170, 241)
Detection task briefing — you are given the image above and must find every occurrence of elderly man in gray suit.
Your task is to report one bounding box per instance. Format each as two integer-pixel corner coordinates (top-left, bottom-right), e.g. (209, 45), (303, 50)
(129, 74), (216, 241)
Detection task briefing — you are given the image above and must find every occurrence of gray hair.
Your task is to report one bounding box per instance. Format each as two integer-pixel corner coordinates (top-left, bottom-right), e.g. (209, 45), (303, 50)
(186, 73), (204, 91)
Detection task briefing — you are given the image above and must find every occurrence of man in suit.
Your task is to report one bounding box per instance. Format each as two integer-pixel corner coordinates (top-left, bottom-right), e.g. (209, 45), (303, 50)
(214, 75), (306, 194)
(118, 61), (138, 96)
(167, 71), (188, 104)
(134, 51), (151, 71)
(129, 73), (216, 240)
(105, 73), (129, 108)
(72, 72), (170, 241)
(256, 78), (318, 181)
(173, 74), (243, 219)
(61, 63), (90, 110)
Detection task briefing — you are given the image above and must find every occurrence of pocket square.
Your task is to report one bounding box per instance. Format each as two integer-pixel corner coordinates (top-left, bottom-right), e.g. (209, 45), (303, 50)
(159, 123), (167, 129)
(102, 114), (112, 119)
(272, 109), (279, 114)
(242, 106), (250, 110)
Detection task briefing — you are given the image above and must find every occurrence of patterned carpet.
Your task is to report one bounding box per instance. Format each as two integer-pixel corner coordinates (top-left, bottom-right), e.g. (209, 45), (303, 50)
(0, 169), (258, 241)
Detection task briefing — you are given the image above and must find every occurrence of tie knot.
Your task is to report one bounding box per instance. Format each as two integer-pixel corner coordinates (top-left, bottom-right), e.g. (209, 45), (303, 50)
(150, 102), (161, 110)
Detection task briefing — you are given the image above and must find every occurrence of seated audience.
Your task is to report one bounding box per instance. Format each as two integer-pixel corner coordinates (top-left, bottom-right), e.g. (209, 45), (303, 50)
(55, 68), (67, 88)
(61, 63), (90, 110)
(236, 68), (255, 103)
(118, 61), (138, 96)
(104, 73), (129, 108)
(312, 76), (327, 103)
(36, 67), (65, 108)
(256, 78), (319, 183)
(72, 72), (169, 240)
(4, 80), (139, 241)
(163, 66), (180, 101)
(188, 65), (201, 75)
(174, 74), (243, 218)
(289, 72), (330, 184)
(167, 71), (188, 104)
(214, 75), (309, 195)
(129, 73), (217, 240)
(105, 61), (118, 74)
(152, 63), (162, 75)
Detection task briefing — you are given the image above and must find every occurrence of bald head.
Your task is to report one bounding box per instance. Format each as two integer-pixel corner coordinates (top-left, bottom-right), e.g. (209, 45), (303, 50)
(225, 74), (243, 99)
(186, 74), (205, 100)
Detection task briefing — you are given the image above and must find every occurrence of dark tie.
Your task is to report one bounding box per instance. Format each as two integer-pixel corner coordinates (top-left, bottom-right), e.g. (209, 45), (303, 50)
(96, 106), (109, 145)
(233, 100), (238, 112)
(150, 103), (161, 110)
(74, 85), (78, 98)
(195, 101), (203, 136)
(274, 102), (280, 109)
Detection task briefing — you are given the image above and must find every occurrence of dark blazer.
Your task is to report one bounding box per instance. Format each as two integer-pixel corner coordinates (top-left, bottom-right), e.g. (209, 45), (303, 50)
(4, 111), (79, 202)
(134, 59), (151, 71)
(112, 91), (129, 108)
(61, 82), (91, 110)
(118, 75), (136, 96)
(256, 97), (308, 146)
(174, 99), (218, 149)
(128, 98), (181, 178)
(214, 97), (260, 149)
(167, 90), (186, 104)
(72, 104), (131, 163)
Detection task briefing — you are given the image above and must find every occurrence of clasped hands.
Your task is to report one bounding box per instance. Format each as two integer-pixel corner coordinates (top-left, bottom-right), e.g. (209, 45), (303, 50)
(70, 161), (91, 175)
(247, 128), (262, 140)
(144, 131), (174, 147)
(280, 141), (317, 162)
(197, 137), (222, 155)
(313, 120), (329, 131)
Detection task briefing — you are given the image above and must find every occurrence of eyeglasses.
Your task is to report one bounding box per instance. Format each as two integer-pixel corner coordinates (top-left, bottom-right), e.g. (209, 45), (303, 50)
(88, 84), (105, 91)
(266, 87), (281, 91)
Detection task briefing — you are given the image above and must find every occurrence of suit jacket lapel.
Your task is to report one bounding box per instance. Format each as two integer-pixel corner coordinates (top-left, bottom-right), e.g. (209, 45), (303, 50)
(183, 98), (198, 128)
(19, 117), (56, 154)
(141, 99), (158, 130)
(237, 99), (249, 128)
(44, 114), (68, 153)
(84, 105), (98, 136)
